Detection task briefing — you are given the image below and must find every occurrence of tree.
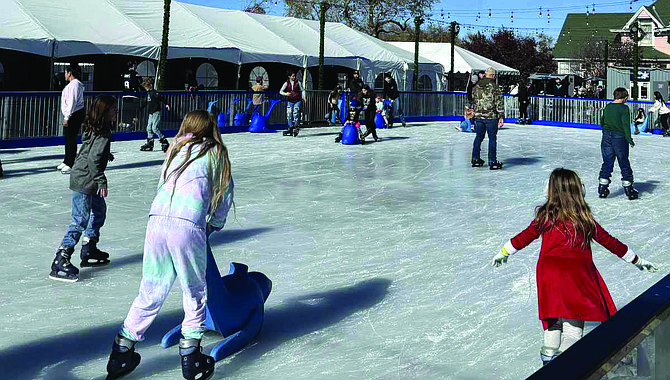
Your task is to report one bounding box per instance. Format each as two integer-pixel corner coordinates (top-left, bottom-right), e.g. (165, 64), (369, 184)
(576, 38), (635, 79)
(461, 29), (556, 78)
(156, 0), (171, 90)
(284, 0), (437, 39)
(244, 0), (268, 14)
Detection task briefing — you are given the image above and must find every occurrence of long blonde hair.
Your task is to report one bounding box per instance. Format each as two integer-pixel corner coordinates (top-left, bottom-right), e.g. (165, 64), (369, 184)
(535, 168), (596, 249)
(163, 110), (232, 212)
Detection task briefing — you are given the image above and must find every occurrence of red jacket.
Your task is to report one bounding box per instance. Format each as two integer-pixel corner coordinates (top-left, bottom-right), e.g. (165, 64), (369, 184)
(510, 219), (628, 329)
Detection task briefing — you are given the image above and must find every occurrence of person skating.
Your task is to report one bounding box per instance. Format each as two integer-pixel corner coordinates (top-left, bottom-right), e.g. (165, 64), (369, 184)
(58, 64), (86, 175)
(359, 85), (381, 143)
(382, 72), (406, 128)
(138, 78), (170, 152)
(471, 67), (504, 169)
(279, 70), (306, 137)
(49, 95), (117, 282)
(492, 168), (657, 366)
(598, 87), (638, 200)
(105, 110), (234, 380)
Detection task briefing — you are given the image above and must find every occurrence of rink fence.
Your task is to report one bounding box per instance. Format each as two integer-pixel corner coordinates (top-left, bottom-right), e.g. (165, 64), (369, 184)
(527, 272), (670, 380)
(0, 90), (664, 148)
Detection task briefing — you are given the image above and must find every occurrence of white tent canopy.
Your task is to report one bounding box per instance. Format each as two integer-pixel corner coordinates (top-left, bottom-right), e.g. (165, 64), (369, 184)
(388, 42), (519, 75)
(0, 0), (444, 90)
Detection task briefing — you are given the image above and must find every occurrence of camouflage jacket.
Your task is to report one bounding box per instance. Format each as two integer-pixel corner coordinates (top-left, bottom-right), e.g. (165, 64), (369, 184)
(472, 78), (504, 119)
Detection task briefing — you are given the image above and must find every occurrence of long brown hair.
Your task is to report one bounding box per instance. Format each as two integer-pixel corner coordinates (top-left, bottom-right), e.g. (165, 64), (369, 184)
(82, 95), (116, 134)
(535, 168), (596, 249)
(163, 110), (232, 212)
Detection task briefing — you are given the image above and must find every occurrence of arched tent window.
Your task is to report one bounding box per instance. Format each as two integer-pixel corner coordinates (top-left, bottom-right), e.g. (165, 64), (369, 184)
(136, 60), (156, 82)
(374, 73), (385, 92)
(196, 63), (218, 89)
(417, 74), (433, 91)
(249, 66), (269, 89)
(296, 70), (313, 90)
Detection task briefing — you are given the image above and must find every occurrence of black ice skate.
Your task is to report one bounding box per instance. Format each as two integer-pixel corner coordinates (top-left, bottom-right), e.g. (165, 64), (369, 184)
(598, 178), (610, 198)
(335, 134), (341, 143)
(293, 127), (300, 137)
(106, 334), (141, 380)
(283, 128), (293, 136)
(0, 160), (3, 178)
(159, 137), (170, 153)
(140, 139), (154, 151)
(471, 158), (484, 167)
(180, 338), (214, 380)
(80, 240), (110, 267)
(623, 181), (639, 200)
(49, 247), (79, 282)
(489, 161), (503, 170)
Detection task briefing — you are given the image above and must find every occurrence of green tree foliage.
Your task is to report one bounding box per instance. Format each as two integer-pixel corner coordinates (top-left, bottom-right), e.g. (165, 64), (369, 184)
(284, 0), (437, 39)
(578, 38), (635, 79)
(461, 29), (556, 77)
(244, 0), (268, 14)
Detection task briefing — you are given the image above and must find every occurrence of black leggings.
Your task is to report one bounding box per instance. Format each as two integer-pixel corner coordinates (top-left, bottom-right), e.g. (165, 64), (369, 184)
(661, 113), (670, 133)
(64, 108), (85, 167)
(361, 111), (378, 140)
(519, 102), (529, 120)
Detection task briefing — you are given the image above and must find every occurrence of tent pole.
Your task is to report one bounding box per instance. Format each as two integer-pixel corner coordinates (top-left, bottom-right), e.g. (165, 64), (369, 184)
(48, 40), (56, 91)
(236, 63), (242, 90)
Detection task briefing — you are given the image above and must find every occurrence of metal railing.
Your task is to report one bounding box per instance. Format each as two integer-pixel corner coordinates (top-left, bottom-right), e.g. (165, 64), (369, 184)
(0, 90), (662, 141)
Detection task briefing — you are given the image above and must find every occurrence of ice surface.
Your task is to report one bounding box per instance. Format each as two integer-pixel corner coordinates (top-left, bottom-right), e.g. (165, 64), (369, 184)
(0, 122), (668, 380)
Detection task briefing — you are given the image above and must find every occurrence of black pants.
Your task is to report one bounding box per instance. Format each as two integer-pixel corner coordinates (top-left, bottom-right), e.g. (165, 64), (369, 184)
(519, 102), (529, 120)
(661, 114), (670, 134)
(64, 108), (85, 167)
(361, 111), (378, 140)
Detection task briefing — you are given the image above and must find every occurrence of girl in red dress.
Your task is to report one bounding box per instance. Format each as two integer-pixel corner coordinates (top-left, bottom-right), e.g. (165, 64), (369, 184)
(491, 168), (658, 366)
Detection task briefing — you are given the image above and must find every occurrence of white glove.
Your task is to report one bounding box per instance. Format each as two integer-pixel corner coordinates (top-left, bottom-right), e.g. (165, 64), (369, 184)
(634, 256), (658, 272)
(491, 247), (510, 267)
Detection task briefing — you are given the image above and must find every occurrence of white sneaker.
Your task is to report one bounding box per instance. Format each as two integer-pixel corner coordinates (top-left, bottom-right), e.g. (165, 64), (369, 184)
(57, 162), (66, 170)
(61, 165), (71, 174)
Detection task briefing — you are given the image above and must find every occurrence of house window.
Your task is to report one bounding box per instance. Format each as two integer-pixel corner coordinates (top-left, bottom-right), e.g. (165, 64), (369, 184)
(640, 22), (653, 46)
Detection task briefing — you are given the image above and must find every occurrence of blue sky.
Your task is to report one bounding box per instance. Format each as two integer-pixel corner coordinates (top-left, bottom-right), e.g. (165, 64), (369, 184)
(178, 0), (654, 41)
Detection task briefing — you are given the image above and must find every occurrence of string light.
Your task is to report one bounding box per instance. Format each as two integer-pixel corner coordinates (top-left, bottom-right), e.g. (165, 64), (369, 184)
(440, 9), (444, 20)
(511, 11), (514, 24)
(630, 1), (633, 10)
(586, 5), (590, 15)
(592, 3), (596, 13)
(488, 9), (491, 18)
(539, 7), (542, 17)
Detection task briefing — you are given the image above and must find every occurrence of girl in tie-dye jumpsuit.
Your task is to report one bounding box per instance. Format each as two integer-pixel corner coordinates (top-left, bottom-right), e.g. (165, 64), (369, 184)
(106, 110), (234, 380)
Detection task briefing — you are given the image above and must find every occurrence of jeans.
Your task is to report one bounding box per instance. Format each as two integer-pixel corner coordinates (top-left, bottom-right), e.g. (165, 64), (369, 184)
(599, 131), (633, 182)
(287, 100), (302, 128)
(146, 111), (163, 139)
(472, 119), (499, 163)
(326, 104), (340, 123)
(392, 97), (405, 123)
(61, 190), (107, 248)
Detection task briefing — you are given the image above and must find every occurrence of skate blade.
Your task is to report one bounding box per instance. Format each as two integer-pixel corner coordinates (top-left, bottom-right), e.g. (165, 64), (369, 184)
(80, 259), (110, 268)
(49, 274), (79, 283)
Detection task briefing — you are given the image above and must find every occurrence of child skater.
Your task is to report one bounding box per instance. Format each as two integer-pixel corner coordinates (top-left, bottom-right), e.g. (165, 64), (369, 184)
(139, 78), (170, 152)
(49, 95), (116, 282)
(105, 110), (233, 380)
(598, 87), (638, 200)
(633, 108), (645, 135)
(375, 95), (389, 127)
(491, 168), (658, 366)
(335, 96), (364, 144)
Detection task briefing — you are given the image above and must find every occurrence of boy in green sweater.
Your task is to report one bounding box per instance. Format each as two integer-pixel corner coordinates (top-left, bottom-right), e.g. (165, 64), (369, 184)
(598, 87), (638, 200)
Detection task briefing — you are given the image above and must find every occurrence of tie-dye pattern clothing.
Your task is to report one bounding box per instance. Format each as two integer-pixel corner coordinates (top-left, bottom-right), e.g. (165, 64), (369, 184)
(120, 138), (233, 342)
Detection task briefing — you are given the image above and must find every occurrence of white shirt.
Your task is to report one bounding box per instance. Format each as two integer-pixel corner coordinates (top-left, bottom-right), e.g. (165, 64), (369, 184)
(61, 79), (85, 121)
(649, 99), (670, 115)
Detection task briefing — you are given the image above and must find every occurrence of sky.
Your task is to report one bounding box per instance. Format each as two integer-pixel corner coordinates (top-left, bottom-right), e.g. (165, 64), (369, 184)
(179, 0), (655, 41)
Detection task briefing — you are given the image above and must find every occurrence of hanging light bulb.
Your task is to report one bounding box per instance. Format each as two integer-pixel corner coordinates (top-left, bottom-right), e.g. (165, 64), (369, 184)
(586, 6), (590, 15)
(630, 1), (633, 10)
(511, 11), (514, 24)
(274, 0), (278, 6)
(592, 3), (596, 14)
(448, 12), (451, 21)
(489, 9), (491, 18)
(440, 10), (444, 20)
(539, 7), (542, 17)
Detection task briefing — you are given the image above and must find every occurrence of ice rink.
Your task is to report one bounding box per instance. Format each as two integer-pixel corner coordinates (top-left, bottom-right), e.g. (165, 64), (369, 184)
(0, 122), (669, 380)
